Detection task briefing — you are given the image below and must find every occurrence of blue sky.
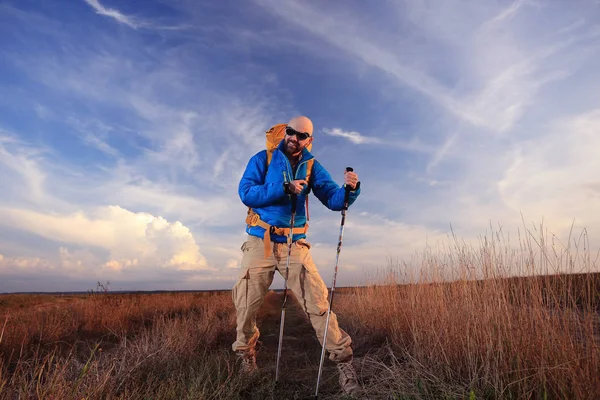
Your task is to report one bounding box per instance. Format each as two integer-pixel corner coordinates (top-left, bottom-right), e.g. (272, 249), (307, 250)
(1, 0), (599, 292)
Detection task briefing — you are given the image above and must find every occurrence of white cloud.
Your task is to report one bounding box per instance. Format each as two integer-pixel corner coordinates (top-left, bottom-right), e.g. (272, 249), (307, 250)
(308, 206), (599, 288)
(323, 128), (382, 145)
(226, 258), (240, 269)
(1, 34), (276, 224)
(300, 211), (456, 285)
(254, 0), (482, 127)
(0, 205), (209, 272)
(499, 110), (600, 231)
(105, 172), (243, 227)
(103, 258), (138, 273)
(0, 132), (47, 203)
(322, 127), (434, 153)
(0, 254), (54, 272)
(83, 0), (138, 29)
(255, 0), (596, 148)
(66, 117), (120, 157)
(482, 0), (529, 27)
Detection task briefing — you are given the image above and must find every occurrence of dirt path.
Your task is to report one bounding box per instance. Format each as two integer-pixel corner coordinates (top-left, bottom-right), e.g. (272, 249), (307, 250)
(242, 290), (346, 399)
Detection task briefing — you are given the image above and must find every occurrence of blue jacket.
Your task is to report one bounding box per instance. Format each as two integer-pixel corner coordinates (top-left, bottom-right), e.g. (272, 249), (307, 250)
(238, 140), (361, 243)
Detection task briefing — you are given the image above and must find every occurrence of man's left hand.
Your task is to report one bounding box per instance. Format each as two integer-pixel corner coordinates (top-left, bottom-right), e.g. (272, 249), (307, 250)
(344, 170), (359, 190)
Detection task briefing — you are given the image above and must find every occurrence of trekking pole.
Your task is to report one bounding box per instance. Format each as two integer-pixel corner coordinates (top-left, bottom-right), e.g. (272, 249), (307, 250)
(314, 167), (359, 399)
(275, 193), (298, 383)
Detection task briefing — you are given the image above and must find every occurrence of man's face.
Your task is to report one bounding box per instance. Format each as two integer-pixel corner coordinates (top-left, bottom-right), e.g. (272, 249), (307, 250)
(284, 127), (312, 157)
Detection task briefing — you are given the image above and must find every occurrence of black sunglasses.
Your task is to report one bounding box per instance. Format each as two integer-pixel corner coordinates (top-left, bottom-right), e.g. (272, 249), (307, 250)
(285, 127), (311, 141)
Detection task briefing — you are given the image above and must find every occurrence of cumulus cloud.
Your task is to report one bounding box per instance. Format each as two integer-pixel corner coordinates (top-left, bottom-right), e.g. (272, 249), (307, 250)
(0, 254), (54, 272)
(0, 205), (209, 272)
(103, 258), (138, 273)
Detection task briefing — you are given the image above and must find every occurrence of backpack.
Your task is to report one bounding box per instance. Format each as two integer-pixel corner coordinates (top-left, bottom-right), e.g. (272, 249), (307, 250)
(245, 124), (314, 255)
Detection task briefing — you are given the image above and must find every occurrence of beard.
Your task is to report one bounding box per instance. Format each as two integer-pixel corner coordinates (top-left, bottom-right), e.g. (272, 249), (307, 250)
(285, 139), (301, 154)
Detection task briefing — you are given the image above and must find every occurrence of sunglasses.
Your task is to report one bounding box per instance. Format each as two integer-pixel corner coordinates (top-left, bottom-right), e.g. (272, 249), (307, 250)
(285, 127), (311, 141)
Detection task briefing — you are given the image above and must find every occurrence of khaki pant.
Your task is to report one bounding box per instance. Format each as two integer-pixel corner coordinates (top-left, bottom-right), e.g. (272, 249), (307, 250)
(231, 235), (353, 363)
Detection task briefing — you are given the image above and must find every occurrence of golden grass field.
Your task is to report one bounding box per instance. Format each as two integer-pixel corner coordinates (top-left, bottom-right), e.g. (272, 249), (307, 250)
(1, 230), (599, 399)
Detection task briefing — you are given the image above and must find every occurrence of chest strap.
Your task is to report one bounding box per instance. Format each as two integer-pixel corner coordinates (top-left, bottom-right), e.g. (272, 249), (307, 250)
(246, 209), (309, 258)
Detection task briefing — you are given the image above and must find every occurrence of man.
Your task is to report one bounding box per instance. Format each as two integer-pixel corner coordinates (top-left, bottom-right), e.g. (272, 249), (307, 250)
(233, 116), (362, 395)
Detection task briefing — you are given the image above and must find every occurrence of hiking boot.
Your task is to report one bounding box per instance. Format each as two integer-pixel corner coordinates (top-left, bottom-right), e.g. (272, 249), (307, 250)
(337, 359), (361, 396)
(236, 350), (257, 375)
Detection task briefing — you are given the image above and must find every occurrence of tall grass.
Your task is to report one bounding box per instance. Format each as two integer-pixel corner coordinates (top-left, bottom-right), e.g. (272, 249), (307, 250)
(0, 225), (598, 399)
(336, 225), (600, 399)
(0, 292), (248, 399)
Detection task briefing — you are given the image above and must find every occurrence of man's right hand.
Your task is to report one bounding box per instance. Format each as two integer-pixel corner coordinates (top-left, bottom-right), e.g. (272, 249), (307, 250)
(287, 179), (307, 195)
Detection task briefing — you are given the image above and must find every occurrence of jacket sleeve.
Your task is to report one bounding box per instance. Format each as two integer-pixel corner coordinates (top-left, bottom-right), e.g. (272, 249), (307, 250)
(311, 160), (361, 211)
(238, 151), (287, 208)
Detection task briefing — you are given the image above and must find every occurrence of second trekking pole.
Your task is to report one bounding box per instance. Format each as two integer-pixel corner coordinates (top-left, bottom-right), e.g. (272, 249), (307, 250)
(314, 167), (359, 399)
(275, 193), (297, 383)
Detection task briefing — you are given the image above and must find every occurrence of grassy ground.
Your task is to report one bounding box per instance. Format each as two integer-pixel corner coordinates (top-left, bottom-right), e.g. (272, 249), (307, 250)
(1, 229), (599, 399)
(0, 290), (357, 399)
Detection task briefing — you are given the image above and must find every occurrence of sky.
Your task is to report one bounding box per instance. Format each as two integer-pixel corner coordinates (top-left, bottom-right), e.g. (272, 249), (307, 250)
(1, 0), (599, 293)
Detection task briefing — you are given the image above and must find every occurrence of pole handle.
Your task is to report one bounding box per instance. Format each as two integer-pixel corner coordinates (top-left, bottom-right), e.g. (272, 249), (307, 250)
(343, 167), (360, 209)
(344, 167), (361, 191)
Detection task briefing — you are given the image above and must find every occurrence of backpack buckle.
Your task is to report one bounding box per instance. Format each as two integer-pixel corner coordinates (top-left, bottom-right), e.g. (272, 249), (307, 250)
(246, 212), (260, 226)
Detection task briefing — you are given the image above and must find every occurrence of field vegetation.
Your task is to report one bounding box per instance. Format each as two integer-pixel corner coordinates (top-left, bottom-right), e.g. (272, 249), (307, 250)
(1, 227), (598, 399)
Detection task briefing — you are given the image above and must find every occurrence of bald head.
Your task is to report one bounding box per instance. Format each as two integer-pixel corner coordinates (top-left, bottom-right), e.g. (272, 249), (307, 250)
(288, 116), (314, 136)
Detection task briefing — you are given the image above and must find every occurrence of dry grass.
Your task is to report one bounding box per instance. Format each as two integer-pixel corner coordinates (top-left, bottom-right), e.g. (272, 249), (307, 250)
(0, 225), (599, 399)
(336, 226), (600, 399)
(0, 291), (233, 359)
(0, 292), (243, 399)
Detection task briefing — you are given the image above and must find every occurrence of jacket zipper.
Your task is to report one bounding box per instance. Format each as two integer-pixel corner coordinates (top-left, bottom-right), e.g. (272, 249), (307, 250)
(295, 159), (311, 180)
(278, 149), (313, 190)
(280, 150), (312, 181)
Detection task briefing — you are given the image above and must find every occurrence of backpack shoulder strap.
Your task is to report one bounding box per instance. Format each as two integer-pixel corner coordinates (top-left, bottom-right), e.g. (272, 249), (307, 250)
(305, 159), (315, 185)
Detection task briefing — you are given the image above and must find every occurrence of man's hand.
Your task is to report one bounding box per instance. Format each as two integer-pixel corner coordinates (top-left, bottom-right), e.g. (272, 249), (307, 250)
(344, 170), (359, 190)
(287, 179), (307, 195)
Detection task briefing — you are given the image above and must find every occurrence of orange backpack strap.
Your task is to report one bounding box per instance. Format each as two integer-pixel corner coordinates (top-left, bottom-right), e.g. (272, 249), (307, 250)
(305, 159), (314, 183)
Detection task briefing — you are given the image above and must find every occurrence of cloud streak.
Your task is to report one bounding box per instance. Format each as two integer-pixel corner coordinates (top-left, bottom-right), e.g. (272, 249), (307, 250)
(323, 128), (382, 145)
(0, 132), (48, 204)
(254, 0), (485, 127)
(83, 0), (138, 29)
